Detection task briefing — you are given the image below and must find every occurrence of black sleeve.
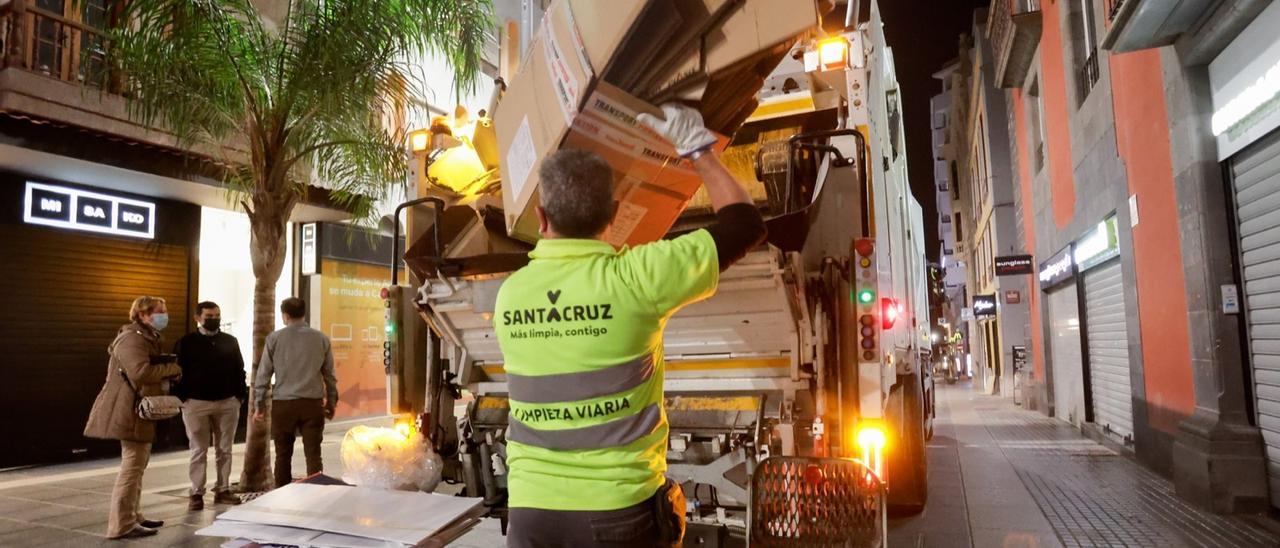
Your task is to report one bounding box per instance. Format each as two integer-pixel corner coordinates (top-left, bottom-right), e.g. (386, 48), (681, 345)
(704, 203), (768, 272)
(171, 336), (188, 400)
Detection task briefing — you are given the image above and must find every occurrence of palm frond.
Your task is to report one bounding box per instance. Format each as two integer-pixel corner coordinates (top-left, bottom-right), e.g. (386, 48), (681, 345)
(108, 0), (492, 229)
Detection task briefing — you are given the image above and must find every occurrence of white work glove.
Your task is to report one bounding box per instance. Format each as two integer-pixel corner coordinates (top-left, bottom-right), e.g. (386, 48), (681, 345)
(636, 103), (718, 158)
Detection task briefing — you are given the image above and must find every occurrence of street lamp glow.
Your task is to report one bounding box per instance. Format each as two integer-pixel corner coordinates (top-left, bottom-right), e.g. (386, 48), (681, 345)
(409, 130), (430, 152)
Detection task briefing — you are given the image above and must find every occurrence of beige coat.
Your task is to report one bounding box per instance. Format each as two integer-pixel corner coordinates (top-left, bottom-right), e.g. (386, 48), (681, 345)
(83, 323), (182, 442)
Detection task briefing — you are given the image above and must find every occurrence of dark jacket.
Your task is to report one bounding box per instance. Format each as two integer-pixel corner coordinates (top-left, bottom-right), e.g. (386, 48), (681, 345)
(84, 323), (182, 442)
(173, 331), (248, 402)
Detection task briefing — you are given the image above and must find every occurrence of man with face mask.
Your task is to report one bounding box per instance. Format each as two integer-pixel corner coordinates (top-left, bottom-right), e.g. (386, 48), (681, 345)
(173, 301), (247, 511)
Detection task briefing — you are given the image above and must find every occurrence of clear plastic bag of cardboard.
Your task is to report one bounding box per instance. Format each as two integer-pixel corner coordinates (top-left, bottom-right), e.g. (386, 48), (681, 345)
(340, 426), (443, 492)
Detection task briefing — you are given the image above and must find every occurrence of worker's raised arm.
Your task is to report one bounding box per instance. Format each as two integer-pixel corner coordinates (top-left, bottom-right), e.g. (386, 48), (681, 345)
(639, 104), (751, 211)
(638, 103), (767, 270)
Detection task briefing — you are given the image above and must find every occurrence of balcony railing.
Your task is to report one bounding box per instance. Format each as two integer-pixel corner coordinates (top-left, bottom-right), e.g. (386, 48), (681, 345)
(2, 3), (115, 90)
(1076, 51), (1100, 102)
(989, 0), (1043, 89)
(1106, 0), (1127, 22)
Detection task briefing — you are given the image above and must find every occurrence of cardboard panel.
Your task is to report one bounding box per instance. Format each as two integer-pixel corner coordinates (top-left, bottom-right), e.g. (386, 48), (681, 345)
(495, 0), (808, 247)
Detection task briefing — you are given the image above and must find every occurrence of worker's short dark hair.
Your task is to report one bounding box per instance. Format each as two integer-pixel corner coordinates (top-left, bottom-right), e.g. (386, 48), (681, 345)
(538, 149), (616, 238)
(280, 297), (306, 320)
(195, 301), (220, 316)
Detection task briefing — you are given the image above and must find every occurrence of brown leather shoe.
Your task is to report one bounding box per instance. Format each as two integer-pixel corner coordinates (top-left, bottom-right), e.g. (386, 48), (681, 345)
(188, 494), (204, 511)
(213, 491), (241, 505)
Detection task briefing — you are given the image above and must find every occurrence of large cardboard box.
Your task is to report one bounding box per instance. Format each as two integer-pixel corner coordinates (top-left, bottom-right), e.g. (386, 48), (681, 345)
(496, 0), (718, 247)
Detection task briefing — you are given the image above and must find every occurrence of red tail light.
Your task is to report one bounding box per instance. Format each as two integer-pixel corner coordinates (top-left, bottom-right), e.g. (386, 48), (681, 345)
(804, 464), (825, 487)
(881, 298), (901, 330)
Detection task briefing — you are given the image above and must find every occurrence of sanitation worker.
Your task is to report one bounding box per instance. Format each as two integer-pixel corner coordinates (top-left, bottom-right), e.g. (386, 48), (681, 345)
(495, 103), (768, 547)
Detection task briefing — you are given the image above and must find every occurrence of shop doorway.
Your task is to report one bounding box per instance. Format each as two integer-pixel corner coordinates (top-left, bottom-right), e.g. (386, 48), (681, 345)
(1048, 283), (1086, 426)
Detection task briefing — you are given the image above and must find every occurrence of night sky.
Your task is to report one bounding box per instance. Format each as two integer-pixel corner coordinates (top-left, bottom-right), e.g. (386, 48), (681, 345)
(876, 0), (990, 262)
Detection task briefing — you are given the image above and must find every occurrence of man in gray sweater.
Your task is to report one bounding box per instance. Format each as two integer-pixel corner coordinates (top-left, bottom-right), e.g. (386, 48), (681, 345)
(253, 297), (338, 488)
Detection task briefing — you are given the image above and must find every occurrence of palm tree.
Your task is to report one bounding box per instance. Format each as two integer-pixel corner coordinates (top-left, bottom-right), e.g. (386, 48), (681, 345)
(106, 0), (492, 490)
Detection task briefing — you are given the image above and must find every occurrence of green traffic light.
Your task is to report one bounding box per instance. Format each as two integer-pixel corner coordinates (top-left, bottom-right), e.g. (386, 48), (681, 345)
(385, 323), (394, 334)
(857, 289), (875, 304)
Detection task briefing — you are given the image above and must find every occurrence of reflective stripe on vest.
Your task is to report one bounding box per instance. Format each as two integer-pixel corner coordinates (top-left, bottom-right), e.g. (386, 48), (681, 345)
(508, 402), (663, 450)
(506, 355), (654, 404)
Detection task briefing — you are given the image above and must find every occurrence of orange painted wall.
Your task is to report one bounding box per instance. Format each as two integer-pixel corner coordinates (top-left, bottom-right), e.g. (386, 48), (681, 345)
(1041, 0), (1077, 228)
(1109, 50), (1196, 432)
(1011, 89), (1047, 382)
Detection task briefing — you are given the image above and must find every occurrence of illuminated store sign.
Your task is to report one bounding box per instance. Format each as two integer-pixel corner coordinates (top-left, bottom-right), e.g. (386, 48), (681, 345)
(973, 294), (997, 319)
(24, 182), (155, 239)
(1208, 1), (1280, 158)
(1038, 247), (1075, 289)
(1072, 216), (1119, 271)
(1211, 59), (1280, 137)
(994, 255), (1035, 276)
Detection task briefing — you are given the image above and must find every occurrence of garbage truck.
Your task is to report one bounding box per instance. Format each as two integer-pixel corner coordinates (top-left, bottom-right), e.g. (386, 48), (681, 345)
(381, 0), (933, 544)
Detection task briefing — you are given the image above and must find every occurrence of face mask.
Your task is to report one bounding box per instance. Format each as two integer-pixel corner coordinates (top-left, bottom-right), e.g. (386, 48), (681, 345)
(150, 313), (170, 331)
(202, 318), (221, 332)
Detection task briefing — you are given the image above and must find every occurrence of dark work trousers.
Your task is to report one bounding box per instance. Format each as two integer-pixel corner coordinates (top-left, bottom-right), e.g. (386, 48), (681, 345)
(507, 484), (684, 548)
(270, 398), (325, 488)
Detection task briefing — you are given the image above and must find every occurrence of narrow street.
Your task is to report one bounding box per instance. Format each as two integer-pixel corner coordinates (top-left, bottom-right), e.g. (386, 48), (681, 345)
(1, 384), (1274, 547)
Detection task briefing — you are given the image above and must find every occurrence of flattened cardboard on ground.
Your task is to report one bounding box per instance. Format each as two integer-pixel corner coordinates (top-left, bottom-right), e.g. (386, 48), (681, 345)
(213, 483), (483, 546)
(197, 519), (403, 548)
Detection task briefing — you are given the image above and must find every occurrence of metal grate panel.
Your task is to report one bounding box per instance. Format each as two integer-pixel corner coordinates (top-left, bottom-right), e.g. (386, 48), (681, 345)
(1084, 260), (1134, 442)
(749, 457), (884, 547)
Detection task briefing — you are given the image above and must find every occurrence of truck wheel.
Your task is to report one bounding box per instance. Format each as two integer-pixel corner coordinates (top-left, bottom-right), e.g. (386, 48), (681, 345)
(887, 371), (928, 516)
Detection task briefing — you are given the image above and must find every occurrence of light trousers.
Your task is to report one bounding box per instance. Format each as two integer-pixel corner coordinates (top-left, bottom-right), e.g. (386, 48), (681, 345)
(182, 397), (241, 495)
(107, 440), (151, 538)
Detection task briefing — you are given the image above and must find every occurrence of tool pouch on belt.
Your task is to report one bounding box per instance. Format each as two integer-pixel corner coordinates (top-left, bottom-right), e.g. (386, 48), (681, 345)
(652, 478), (687, 545)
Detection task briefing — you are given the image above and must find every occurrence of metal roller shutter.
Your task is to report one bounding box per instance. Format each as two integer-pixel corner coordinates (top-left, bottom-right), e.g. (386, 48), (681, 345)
(1084, 260), (1134, 443)
(0, 223), (191, 467)
(1231, 130), (1280, 509)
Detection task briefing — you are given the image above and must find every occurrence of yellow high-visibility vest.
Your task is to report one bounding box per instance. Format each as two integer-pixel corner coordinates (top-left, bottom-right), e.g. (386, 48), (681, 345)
(494, 231), (719, 511)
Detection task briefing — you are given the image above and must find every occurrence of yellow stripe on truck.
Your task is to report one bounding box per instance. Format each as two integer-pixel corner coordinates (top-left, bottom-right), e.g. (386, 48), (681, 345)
(666, 396), (760, 412)
(745, 93), (817, 123)
(479, 357), (787, 376)
(666, 357), (789, 371)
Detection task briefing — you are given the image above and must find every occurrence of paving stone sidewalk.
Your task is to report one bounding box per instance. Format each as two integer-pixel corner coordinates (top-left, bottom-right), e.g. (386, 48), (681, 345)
(889, 383), (1280, 548)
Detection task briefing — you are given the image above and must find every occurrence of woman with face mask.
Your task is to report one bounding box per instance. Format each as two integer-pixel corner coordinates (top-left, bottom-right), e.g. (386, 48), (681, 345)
(84, 296), (183, 539)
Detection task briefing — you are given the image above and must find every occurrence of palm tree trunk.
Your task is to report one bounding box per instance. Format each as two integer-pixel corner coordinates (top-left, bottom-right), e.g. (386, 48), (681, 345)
(240, 206), (290, 492)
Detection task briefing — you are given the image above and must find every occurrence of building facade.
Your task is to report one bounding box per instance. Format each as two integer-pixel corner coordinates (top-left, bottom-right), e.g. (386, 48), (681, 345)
(0, 0), (497, 467)
(943, 11), (1030, 400)
(961, 0), (1280, 513)
(932, 61), (967, 350)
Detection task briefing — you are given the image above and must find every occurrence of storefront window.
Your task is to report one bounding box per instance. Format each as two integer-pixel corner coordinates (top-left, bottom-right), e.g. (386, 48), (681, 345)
(199, 207), (294, 370)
